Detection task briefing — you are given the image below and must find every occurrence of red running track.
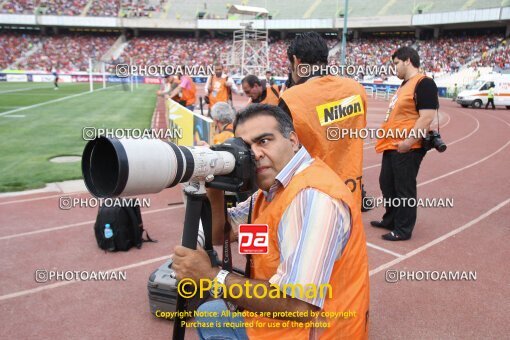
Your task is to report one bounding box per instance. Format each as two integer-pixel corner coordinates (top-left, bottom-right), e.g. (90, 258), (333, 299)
(0, 94), (509, 339)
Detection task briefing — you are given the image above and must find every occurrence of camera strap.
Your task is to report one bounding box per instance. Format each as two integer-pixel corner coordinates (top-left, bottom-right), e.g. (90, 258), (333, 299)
(222, 195), (233, 272)
(413, 75), (441, 135)
(244, 195), (254, 278)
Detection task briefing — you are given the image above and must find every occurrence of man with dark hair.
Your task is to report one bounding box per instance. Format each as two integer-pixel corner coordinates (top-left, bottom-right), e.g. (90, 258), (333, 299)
(265, 70), (275, 87)
(372, 46), (439, 241)
(172, 104), (370, 339)
(279, 31), (368, 210)
(391, 46), (421, 69)
(241, 74), (280, 105)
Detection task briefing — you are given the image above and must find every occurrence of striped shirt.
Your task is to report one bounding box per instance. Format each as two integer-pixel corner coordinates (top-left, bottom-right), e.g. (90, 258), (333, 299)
(228, 147), (351, 308)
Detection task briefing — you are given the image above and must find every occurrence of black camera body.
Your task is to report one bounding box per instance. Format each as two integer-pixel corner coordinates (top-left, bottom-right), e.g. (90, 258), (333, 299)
(208, 137), (256, 193)
(422, 130), (447, 153)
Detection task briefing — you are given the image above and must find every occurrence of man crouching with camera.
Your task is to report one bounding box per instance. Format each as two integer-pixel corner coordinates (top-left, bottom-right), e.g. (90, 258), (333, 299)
(371, 47), (441, 241)
(172, 104), (369, 339)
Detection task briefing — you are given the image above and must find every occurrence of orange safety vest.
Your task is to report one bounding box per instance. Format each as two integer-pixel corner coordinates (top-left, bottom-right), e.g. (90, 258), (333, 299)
(209, 76), (229, 108)
(180, 76), (196, 106)
(244, 158), (370, 340)
(213, 123), (234, 144)
(280, 75), (367, 207)
(260, 85), (280, 105)
(375, 74), (426, 153)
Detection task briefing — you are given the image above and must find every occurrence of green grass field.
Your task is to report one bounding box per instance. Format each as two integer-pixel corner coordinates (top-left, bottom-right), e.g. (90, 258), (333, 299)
(0, 82), (159, 192)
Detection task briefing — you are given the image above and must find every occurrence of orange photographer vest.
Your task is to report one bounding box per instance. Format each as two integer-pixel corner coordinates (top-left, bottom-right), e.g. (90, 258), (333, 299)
(209, 76), (229, 108)
(375, 74), (426, 153)
(180, 76), (196, 106)
(280, 76), (367, 207)
(261, 85), (280, 105)
(213, 123), (234, 144)
(244, 158), (370, 340)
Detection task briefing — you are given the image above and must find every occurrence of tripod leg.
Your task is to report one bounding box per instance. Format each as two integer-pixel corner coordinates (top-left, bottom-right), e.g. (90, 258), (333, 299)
(173, 194), (204, 340)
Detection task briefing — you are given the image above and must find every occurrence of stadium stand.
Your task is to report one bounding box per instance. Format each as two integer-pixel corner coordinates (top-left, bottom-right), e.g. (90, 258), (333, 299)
(119, 34), (229, 67)
(0, 0), (505, 17)
(43, 0), (88, 16)
(87, 0), (120, 17)
(0, 30), (508, 81)
(118, 0), (166, 18)
(8, 33), (116, 72)
(0, 32), (41, 69)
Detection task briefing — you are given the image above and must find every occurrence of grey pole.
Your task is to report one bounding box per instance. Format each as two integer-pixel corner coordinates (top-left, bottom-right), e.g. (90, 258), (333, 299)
(340, 0), (348, 65)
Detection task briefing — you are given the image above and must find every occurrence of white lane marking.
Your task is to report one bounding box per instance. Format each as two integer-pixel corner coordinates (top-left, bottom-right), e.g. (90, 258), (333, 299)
(0, 255), (172, 301)
(366, 242), (404, 258)
(0, 205), (184, 241)
(0, 86), (47, 94)
(416, 141), (509, 188)
(0, 193), (81, 205)
(0, 85), (119, 117)
(369, 198), (510, 276)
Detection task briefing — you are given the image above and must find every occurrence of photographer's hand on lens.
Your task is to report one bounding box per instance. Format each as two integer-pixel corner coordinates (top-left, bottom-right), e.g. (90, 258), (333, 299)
(172, 245), (219, 282)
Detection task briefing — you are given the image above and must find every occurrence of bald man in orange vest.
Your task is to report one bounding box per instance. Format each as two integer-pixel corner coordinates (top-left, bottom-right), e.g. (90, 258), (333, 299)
(206, 63), (241, 111)
(242, 75), (280, 106)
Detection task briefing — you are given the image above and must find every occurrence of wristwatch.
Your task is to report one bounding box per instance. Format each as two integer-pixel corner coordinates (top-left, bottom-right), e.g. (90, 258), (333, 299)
(210, 269), (229, 297)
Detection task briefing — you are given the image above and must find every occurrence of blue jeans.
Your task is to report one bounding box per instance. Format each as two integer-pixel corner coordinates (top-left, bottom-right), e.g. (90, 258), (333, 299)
(195, 299), (248, 340)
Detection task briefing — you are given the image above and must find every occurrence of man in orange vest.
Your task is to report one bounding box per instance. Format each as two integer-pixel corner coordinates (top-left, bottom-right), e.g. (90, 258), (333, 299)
(279, 32), (367, 210)
(157, 75), (180, 102)
(172, 104), (370, 339)
(206, 63), (240, 112)
(167, 74), (197, 111)
(372, 47), (438, 241)
(242, 75), (280, 106)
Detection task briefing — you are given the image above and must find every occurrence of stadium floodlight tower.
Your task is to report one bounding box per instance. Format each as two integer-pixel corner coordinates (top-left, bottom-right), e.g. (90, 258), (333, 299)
(226, 5), (269, 77)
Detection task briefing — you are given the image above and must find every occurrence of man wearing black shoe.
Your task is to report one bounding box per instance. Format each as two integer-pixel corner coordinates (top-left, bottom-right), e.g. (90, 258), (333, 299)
(372, 47), (438, 241)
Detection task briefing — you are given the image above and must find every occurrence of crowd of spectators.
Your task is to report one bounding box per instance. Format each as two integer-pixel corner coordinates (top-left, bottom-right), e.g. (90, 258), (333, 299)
(43, 0), (87, 15)
(417, 34), (503, 73)
(0, 32), (41, 69)
(0, 0), (86, 15)
(0, 0), (161, 17)
(113, 35), (340, 77)
(12, 34), (116, 72)
(475, 39), (510, 70)
(0, 0), (35, 14)
(119, 0), (165, 18)
(1, 31), (509, 75)
(119, 35), (229, 67)
(87, 0), (119, 17)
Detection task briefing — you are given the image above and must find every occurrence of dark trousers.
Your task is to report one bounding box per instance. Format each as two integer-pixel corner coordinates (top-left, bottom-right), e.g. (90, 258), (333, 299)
(485, 98), (495, 109)
(379, 149), (426, 238)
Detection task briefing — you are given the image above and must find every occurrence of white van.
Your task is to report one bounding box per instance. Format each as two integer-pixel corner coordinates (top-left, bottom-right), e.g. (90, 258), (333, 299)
(456, 74), (510, 109)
